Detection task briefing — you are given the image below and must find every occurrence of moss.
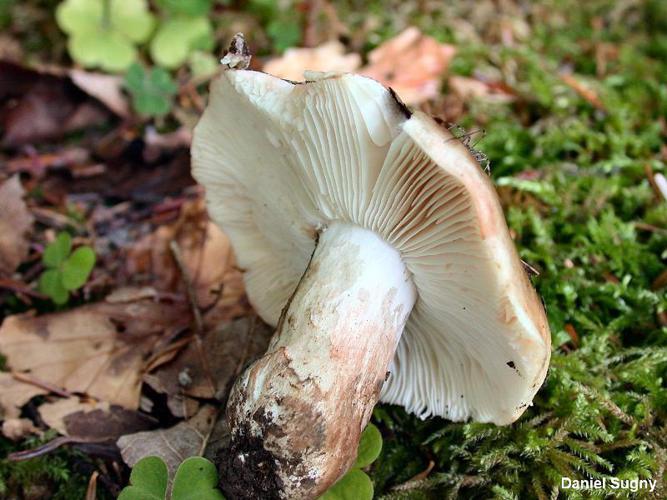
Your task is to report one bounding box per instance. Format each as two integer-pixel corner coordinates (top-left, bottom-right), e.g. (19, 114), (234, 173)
(348, 1), (667, 498)
(0, 432), (92, 499)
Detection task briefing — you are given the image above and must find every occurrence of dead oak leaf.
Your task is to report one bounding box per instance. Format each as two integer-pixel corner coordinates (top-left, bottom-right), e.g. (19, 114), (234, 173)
(448, 75), (516, 103)
(2, 418), (40, 441)
(0, 372), (47, 419)
(0, 298), (189, 409)
(0, 175), (34, 276)
(144, 317), (273, 416)
(360, 27), (456, 105)
(126, 197), (248, 318)
(118, 405), (218, 477)
(263, 41), (361, 82)
(69, 69), (130, 119)
(38, 396), (155, 441)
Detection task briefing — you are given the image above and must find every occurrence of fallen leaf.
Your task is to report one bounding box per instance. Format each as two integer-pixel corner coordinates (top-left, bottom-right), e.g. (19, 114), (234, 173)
(69, 69), (130, 118)
(126, 197), (248, 316)
(263, 41), (361, 82)
(0, 176), (34, 276)
(0, 373), (48, 419)
(105, 286), (160, 303)
(6, 147), (90, 178)
(38, 397), (155, 441)
(118, 405), (218, 477)
(2, 418), (40, 441)
(0, 62), (111, 146)
(145, 317), (273, 415)
(0, 297), (189, 409)
(360, 27), (456, 105)
(448, 75), (516, 103)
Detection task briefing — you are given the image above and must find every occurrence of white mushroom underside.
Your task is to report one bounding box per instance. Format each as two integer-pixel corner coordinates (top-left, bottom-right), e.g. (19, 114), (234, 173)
(192, 70), (550, 425)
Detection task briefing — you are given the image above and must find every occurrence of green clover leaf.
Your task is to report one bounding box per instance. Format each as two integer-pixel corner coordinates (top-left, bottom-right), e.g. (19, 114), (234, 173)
(319, 423), (382, 500)
(39, 269), (69, 305)
(150, 16), (213, 69)
(118, 456), (168, 500)
(38, 232), (96, 305)
(124, 63), (178, 117)
(118, 456), (224, 500)
(56, 0), (155, 72)
(42, 232), (72, 268)
(354, 423), (382, 469)
(156, 0), (212, 17)
(61, 247), (96, 290)
(172, 457), (225, 500)
(320, 469), (374, 500)
(189, 51), (219, 78)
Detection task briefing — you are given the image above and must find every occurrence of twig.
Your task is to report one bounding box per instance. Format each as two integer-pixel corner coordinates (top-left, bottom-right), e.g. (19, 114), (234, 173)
(407, 460), (435, 482)
(85, 471), (99, 500)
(560, 73), (605, 111)
(0, 278), (48, 299)
(169, 240), (204, 335)
(634, 222), (667, 234)
(11, 371), (73, 398)
(8, 436), (77, 461)
(197, 407), (221, 457)
(234, 316), (256, 379)
(169, 240), (216, 396)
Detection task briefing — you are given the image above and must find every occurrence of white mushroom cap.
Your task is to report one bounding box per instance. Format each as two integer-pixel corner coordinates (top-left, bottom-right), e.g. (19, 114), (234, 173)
(192, 69), (551, 425)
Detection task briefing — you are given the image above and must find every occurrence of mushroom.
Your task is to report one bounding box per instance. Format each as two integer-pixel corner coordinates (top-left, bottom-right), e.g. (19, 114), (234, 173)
(191, 68), (551, 499)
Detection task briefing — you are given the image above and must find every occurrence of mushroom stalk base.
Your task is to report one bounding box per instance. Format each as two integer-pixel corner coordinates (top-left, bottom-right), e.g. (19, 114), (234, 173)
(221, 223), (416, 499)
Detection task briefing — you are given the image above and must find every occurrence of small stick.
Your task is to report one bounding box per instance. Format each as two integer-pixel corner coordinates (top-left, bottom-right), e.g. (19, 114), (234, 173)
(11, 371), (73, 398)
(8, 436), (76, 461)
(169, 240), (204, 335)
(169, 240), (216, 396)
(85, 471), (99, 500)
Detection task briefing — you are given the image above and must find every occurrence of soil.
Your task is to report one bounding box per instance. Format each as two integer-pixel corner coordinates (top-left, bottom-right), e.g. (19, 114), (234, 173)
(217, 425), (284, 500)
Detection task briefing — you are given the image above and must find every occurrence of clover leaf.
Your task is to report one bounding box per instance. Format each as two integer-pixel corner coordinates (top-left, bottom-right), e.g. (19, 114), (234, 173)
(319, 423), (383, 500)
(156, 0), (212, 17)
(42, 231), (72, 268)
(172, 457), (225, 500)
(56, 0), (155, 72)
(118, 456), (168, 500)
(124, 63), (178, 117)
(39, 269), (69, 306)
(189, 51), (219, 78)
(353, 422), (383, 469)
(320, 469), (374, 500)
(150, 16), (213, 69)
(118, 456), (224, 500)
(38, 232), (96, 305)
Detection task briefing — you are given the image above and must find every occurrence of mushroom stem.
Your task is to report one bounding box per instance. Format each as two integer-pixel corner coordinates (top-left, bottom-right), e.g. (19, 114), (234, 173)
(222, 223), (416, 499)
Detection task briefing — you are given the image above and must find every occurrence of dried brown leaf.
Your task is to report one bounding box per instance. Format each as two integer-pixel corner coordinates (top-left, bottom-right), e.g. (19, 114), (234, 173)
(263, 41), (361, 82)
(126, 198), (248, 318)
(144, 317), (272, 410)
(69, 69), (130, 118)
(2, 418), (40, 441)
(0, 298), (188, 409)
(448, 75), (516, 103)
(0, 372), (47, 419)
(361, 27), (456, 105)
(0, 176), (34, 276)
(38, 397), (154, 441)
(118, 405), (218, 476)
